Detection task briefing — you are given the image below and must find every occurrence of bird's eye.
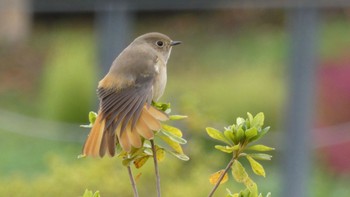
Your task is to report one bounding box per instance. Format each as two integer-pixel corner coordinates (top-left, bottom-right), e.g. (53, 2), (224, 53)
(156, 40), (164, 47)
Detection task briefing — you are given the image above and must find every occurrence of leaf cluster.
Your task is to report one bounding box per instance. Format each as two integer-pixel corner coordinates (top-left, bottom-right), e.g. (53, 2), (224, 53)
(207, 112), (273, 197)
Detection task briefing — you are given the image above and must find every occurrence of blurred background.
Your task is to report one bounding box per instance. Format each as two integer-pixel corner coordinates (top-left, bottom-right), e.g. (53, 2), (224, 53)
(0, 0), (350, 196)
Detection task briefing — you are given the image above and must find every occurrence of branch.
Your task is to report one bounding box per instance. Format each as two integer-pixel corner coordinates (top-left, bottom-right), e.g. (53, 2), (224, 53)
(208, 155), (236, 197)
(127, 165), (139, 197)
(151, 140), (161, 197)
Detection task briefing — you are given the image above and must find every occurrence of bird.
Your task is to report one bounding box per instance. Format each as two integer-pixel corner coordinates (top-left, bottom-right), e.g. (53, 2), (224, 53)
(82, 32), (181, 157)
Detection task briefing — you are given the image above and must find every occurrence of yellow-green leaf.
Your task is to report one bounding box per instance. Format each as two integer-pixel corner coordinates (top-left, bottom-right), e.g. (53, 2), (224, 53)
(247, 145), (275, 152)
(244, 178), (258, 197)
(252, 112), (264, 128)
(247, 112), (254, 126)
(167, 151), (190, 161)
(161, 130), (187, 144)
(169, 115), (188, 120)
(159, 134), (184, 154)
(249, 153), (272, 161)
(245, 127), (258, 140)
(206, 127), (231, 145)
(162, 124), (183, 137)
(156, 148), (165, 162)
(209, 170), (228, 185)
(89, 111), (97, 124)
(236, 117), (245, 126)
(232, 160), (249, 182)
(83, 189), (100, 197)
(236, 128), (245, 142)
(246, 155), (266, 177)
(240, 188), (251, 197)
(224, 130), (235, 143)
(215, 145), (239, 153)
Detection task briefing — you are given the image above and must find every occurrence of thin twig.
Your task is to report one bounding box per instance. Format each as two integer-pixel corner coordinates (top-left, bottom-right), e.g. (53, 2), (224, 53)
(127, 165), (139, 197)
(150, 139), (161, 197)
(208, 156), (236, 197)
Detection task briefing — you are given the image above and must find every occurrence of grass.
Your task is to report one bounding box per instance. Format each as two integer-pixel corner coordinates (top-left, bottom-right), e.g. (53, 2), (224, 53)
(0, 14), (350, 196)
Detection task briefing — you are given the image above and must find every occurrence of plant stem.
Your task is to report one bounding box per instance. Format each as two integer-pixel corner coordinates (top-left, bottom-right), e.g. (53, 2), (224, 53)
(127, 165), (139, 197)
(150, 139), (161, 197)
(208, 156), (236, 197)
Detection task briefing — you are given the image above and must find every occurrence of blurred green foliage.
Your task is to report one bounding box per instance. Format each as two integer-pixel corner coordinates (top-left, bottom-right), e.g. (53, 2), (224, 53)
(39, 27), (97, 123)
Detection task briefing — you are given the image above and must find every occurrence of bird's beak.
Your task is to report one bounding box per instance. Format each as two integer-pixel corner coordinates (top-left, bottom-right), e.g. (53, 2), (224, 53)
(170, 41), (182, 46)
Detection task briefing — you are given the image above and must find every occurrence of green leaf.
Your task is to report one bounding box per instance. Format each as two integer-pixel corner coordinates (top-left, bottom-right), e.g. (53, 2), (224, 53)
(169, 115), (188, 120)
(83, 189), (100, 197)
(245, 127), (258, 141)
(152, 101), (171, 113)
(83, 189), (93, 197)
(245, 178), (258, 197)
(161, 130), (187, 144)
(251, 112), (264, 128)
(154, 134), (184, 154)
(249, 126), (270, 142)
(215, 145), (239, 153)
(166, 150), (190, 161)
(247, 144), (275, 152)
(249, 153), (272, 161)
(162, 124), (183, 137)
(89, 111), (97, 124)
(266, 192), (272, 197)
(247, 112), (254, 126)
(246, 155), (266, 177)
(236, 117), (245, 126)
(232, 160), (249, 182)
(241, 188), (250, 197)
(236, 128), (245, 142)
(206, 127), (231, 145)
(80, 111), (98, 128)
(224, 130), (235, 143)
(93, 191), (101, 197)
(259, 126), (270, 138)
(144, 148), (153, 156)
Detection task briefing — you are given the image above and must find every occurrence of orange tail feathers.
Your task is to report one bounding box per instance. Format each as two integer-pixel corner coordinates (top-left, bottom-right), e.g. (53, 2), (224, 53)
(82, 105), (169, 156)
(82, 113), (106, 157)
(118, 105), (169, 152)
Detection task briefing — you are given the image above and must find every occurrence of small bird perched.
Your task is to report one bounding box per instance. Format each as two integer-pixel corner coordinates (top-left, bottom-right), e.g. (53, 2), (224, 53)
(83, 32), (181, 157)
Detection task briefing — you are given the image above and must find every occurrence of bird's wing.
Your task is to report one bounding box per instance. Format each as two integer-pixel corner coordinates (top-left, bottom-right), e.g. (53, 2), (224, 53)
(98, 74), (154, 133)
(83, 45), (168, 157)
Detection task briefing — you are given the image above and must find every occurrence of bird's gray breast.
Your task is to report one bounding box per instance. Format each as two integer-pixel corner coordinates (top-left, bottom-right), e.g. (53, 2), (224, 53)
(152, 59), (167, 101)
